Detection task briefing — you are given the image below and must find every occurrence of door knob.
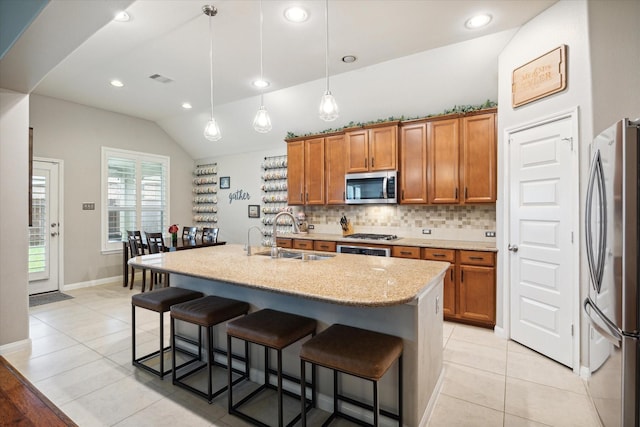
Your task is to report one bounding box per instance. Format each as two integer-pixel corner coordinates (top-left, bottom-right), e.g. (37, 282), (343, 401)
(51, 232), (58, 237)
(508, 244), (519, 252)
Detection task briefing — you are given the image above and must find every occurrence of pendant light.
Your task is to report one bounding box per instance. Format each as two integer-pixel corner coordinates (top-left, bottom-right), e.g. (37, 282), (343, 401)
(318, 0), (338, 121)
(203, 5), (221, 141)
(253, 0), (272, 133)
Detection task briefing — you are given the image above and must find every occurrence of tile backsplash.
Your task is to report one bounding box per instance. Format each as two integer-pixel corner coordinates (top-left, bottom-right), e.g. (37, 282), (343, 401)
(303, 204), (496, 242)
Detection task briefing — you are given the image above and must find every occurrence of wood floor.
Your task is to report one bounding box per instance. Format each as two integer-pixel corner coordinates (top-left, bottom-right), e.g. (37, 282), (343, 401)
(0, 355), (77, 426)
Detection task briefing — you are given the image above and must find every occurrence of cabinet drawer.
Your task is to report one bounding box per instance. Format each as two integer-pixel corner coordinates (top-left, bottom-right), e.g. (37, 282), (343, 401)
(459, 250), (494, 266)
(314, 241), (336, 252)
(293, 239), (314, 250)
(422, 248), (455, 262)
(275, 238), (293, 249)
(391, 246), (421, 259)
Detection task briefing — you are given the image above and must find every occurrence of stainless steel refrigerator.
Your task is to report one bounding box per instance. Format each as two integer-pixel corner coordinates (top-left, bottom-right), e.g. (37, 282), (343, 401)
(584, 118), (639, 427)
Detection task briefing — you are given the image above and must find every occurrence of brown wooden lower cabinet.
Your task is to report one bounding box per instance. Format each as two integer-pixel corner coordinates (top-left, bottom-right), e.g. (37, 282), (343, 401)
(314, 240), (336, 252)
(293, 239), (313, 250)
(423, 248), (495, 328)
(275, 238), (293, 248)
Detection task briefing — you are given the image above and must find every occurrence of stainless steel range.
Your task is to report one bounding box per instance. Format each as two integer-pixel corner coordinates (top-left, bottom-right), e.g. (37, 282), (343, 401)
(344, 233), (399, 241)
(337, 233), (399, 257)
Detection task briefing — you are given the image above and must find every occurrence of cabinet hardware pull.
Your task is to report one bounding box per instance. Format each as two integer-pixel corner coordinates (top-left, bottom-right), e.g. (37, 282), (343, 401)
(401, 251), (411, 255)
(461, 270), (464, 282)
(450, 269), (453, 280)
(343, 191), (345, 201)
(433, 253), (445, 257)
(300, 192), (303, 201)
(465, 187), (468, 199)
(371, 157), (375, 168)
(365, 158), (368, 168)
(469, 256), (484, 260)
(455, 188), (458, 199)
(306, 192), (309, 202)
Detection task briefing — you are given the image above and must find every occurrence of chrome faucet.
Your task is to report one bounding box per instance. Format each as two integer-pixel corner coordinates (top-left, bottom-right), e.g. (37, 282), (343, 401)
(271, 211), (300, 258)
(246, 225), (263, 256)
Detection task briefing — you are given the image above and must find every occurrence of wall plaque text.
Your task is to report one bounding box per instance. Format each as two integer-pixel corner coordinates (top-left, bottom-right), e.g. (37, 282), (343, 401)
(512, 45), (566, 108)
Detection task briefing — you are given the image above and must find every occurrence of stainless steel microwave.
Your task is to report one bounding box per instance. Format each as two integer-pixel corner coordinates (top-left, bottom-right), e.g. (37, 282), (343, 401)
(345, 170), (397, 204)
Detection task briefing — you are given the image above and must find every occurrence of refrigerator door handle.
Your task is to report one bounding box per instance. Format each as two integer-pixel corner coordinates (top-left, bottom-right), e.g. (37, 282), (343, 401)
(585, 150), (607, 293)
(584, 297), (622, 347)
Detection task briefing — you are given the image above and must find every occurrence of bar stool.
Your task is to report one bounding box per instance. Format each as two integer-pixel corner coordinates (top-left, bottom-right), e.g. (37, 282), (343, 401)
(226, 309), (317, 427)
(170, 295), (250, 403)
(300, 324), (403, 426)
(131, 287), (204, 378)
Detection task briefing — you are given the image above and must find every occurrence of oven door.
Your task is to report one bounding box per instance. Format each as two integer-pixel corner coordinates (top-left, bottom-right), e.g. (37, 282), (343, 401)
(336, 245), (390, 257)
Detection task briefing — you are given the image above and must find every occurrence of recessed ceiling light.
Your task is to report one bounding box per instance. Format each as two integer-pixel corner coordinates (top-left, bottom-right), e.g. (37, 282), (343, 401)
(114, 11), (130, 22)
(110, 79), (124, 88)
(252, 79), (270, 89)
(341, 55), (357, 64)
(181, 103), (192, 109)
(284, 6), (308, 23)
(465, 14), (492, 29)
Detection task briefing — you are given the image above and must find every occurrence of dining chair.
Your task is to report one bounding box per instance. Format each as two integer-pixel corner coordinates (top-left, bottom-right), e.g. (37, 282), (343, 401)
(202, 227), (219, 243)
(146, 232), (169, 287)
(182, 226), (197, 240)
(127, 233), (148, 292)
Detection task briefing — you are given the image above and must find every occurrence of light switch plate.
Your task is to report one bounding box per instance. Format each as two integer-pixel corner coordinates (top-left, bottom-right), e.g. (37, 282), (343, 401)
(82, 203), (95, 210)
(485, 231), (496, 237)
(422, 228), (432, 235)
(308, 224), (315, 229)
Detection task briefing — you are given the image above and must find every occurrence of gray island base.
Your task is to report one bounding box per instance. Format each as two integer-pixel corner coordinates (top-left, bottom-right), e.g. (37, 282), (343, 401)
(129, 244), (448, 426)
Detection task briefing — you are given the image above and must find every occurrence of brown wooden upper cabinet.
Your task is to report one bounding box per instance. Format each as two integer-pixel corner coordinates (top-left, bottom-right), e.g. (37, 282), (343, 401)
(287, 137), (325, 205)
(324, 134), (347, 205)
(345, 123), (398, 172)
(399, 121), (428, 204)
(427, 111), (497, 204)
(461, 113), (496, 203)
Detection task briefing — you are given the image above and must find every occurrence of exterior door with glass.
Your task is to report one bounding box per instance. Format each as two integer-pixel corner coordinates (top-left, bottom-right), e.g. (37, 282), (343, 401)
(29, 160), (61, 295)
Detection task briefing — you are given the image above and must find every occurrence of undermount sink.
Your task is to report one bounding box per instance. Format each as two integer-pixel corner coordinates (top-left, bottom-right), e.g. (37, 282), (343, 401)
(256, 250), (335, 261)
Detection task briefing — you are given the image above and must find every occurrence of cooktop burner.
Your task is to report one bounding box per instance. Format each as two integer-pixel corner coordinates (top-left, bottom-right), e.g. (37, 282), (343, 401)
(345, 233), (399, 241)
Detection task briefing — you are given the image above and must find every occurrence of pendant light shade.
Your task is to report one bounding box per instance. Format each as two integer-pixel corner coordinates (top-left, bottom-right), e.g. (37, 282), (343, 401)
(319, 0), (338, 122)
(253, 106), (272, 133)
(253, 0), (272, 133)
(203, 5), (221, 142)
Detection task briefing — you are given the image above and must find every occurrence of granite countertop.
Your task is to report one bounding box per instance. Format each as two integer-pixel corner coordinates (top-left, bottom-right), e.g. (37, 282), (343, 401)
(278, 232), (498, 252)
(129, 244), (449, 307)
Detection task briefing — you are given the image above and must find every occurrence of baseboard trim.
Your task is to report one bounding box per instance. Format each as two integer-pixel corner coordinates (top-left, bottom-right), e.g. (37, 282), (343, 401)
(63, 275), (122, 291)
(0, 338), (31, 355)
(493, 325), (507, 339)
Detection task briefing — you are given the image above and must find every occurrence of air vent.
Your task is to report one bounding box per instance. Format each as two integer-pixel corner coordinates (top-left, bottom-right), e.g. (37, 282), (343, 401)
(149, 74), (173, 84)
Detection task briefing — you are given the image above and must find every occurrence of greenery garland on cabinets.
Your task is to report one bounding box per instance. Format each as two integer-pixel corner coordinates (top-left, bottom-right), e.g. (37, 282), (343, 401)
(285, 100), (498, 139)
(192, 163), (218, 229)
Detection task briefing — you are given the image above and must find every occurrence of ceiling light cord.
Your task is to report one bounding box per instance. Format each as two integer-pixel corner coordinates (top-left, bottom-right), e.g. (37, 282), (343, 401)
(203, 5), (221, 141)
(253, 0), (272, 133)
(318, 0), (339, 121)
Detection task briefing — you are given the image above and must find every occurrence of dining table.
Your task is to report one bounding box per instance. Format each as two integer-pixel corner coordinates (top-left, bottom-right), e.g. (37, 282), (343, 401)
(122, 237), (226, 287)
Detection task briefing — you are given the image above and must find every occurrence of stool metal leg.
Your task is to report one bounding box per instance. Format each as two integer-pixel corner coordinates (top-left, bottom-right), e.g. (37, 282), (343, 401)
(131, 304), (136, 366)
(159, 311), (164, 378)
(206, 325), (212, 401)
(300, 359), (306, 427)
(171, 316), (176, 383)
(398, 355), (403, 426)
(277, 349), (283, 427)
(373, 380), (379, 426)
(227, 334), (233, 414)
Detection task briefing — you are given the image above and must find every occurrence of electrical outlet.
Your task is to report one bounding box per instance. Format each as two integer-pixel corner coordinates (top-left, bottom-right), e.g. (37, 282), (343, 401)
(82, 203), (95, 211)
(308, 224), (315, 229)
(422, 228), (432, 235)
(485, 231), (496, 237)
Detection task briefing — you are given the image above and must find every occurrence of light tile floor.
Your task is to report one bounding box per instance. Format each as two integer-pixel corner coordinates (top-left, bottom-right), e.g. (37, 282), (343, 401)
(3, 282), (601, 426)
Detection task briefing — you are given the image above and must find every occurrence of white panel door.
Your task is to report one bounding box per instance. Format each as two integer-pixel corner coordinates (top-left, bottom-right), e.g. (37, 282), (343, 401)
(29, 160), (60, 295)
(509, 117), (575, 367)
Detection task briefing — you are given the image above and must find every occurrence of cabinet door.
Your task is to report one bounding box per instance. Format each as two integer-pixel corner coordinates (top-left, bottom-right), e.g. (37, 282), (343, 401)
(428, 118), (459, 204)
(461, 113), (496, 203)
(287, 141), (305, 205)
(443, 265), (456, 318)
(345, 129), (369, 172)
(325, 134), (346, 204)
(399, 122), (428, 204)
(304, 137), (325, 205)
(458, 264), (496, 325)
(369, 125), (397, 171)
(293, 239), (313, 250)
(391, 246), (421, 259)
(314, 241), (336, 252)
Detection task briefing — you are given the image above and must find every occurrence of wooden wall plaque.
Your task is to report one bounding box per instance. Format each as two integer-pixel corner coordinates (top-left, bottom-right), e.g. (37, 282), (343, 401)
(512, 45), (566, 108)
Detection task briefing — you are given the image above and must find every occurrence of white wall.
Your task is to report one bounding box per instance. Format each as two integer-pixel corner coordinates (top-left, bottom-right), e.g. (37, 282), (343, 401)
(0, 89), (30, 350)
(587, 0), (640, 132)
(29, 95), (197, 286)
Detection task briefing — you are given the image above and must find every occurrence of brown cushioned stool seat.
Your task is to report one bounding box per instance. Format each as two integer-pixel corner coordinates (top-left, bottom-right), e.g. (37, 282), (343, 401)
(226, 309), (317, 427)
(131, 287), (204, 378)
(300, 324), (403, 426)
(170, 296), (250, 403)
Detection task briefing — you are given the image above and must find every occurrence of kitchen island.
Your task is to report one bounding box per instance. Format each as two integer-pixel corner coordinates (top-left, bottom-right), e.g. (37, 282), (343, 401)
(129, 244), (448, 426)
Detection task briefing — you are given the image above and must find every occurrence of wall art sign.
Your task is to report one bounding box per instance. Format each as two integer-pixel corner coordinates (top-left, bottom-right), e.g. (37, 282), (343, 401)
(219, 176), (230, 189)
(248, 205), (260, 218)
(512, 45), (566, 108)
(229, 189), (250, 204)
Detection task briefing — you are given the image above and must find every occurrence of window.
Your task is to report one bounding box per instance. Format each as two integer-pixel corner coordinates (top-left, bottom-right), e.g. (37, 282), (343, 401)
(101, 147), (169, 253)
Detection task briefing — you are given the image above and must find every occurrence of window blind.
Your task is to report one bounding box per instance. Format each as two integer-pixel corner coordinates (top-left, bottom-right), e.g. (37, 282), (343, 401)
(102, 148), (169, 252)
